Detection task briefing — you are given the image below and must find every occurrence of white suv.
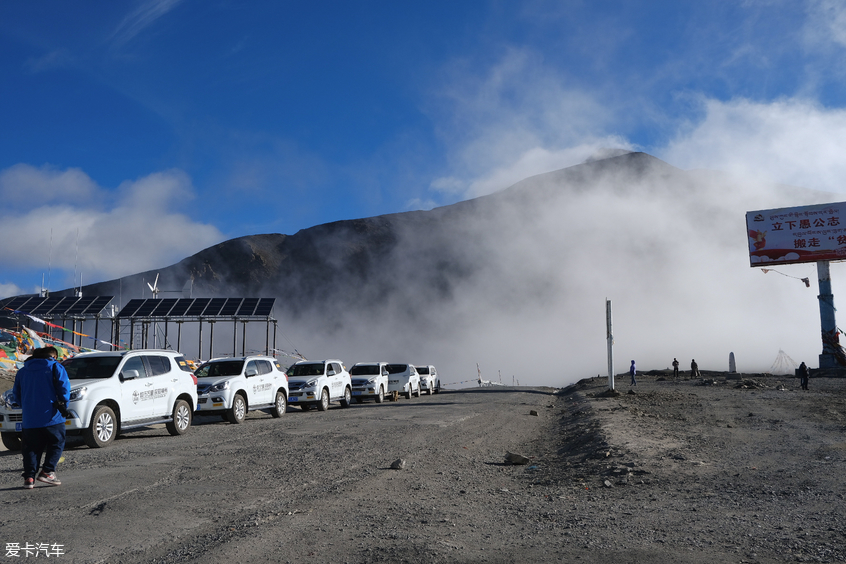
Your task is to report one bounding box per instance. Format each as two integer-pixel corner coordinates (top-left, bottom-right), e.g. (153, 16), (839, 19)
(349, 362), (389, 403)
(416, 365), (440, 394)
(1, 349), (198, 449)
(286, 360), (352, 411)
(195, 356), (289, 423)
(386, 364), (421, 399)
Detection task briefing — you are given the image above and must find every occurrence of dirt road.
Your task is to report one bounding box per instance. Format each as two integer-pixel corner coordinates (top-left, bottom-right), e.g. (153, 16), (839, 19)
(1, 374), (844, 563)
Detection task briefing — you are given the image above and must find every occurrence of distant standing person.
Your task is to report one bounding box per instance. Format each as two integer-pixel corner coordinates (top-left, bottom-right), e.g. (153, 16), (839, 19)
(11, 346), (70, 489)
(629, 360), (637, 386)
(672, 358), (680, 380)
(799, 361), (810, 390)
(690, 359), (701, 379)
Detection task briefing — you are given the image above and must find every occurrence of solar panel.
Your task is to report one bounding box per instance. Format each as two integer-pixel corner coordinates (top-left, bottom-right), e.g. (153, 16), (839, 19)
(29, 297), (64, 315)
(203, 298), (227, 316)
(65, 296), (97, 314)
(133, 300), (159, 316)
(167, 299), (193, 316)
(151, 298), (178, 316)
(220, 298), (242, 316)
(117, 299), (147, 317)
(185, 298), (211, 316)
(84, 296), (114, 315)
(1, 297), (32, 311)
(254, 298), (275, 316)
(236, 298), (259, 316)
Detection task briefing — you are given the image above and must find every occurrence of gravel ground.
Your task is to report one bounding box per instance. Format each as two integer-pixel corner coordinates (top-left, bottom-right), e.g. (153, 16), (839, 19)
(0, 372), (844, 563)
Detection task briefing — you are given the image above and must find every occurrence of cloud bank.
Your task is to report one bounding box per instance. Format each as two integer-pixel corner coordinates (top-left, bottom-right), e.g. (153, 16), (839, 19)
(0, 164), (224, 297)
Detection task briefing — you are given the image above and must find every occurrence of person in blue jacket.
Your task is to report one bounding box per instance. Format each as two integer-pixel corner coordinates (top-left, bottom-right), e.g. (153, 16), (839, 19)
(12, 346), (70, 489)
(629, 360), (637, 386)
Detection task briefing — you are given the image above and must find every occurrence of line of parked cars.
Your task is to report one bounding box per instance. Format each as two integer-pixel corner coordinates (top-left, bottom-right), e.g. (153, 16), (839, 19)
(0, 349), (440, 450)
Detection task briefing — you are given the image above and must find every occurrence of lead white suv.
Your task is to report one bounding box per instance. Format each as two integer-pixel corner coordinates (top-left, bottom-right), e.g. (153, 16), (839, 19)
(386, 364), (421, 399)
(195, 356), (289, 423)
(349, 362), (389, 403)
(287, 360), (352, 411)
(1, 349), (198, 449)
(416, 365), (439, 394)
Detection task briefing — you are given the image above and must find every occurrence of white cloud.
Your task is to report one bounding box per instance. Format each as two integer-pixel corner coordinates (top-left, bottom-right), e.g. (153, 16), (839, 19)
(805, 0), (846, 49)
(0, 165), (224, 289)
(110, 0), (183, 48)
(0, 164), (102, 206)
(660, 97), (846, 195)
(429, 48), (633, 199)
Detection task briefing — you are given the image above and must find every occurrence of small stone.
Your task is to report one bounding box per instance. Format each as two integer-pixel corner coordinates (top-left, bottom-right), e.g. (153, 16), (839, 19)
(529, 410), (539, 416)
(390, 459), (406, 470)
(505, 452), (530, 465)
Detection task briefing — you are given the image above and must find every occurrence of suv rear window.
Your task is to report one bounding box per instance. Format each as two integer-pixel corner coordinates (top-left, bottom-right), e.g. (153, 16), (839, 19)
(146, 355), (172, 376)
(386, 364), (408, 374)
(416, 366), (429, 374)
(174, 356), (194, 372)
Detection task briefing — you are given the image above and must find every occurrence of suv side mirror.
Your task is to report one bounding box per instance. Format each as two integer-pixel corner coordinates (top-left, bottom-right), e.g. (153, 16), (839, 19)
(245, 368), (258, 377)
(121, 369), (140, 381)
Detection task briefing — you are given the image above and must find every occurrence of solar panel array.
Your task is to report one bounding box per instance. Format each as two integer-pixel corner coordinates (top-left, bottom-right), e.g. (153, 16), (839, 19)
(0, 296), (113, 317)
(115, 297), (275, 319)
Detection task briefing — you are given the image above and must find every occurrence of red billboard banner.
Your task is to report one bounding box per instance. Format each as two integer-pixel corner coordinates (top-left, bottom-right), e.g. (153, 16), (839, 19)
(746, 202), (846, 266)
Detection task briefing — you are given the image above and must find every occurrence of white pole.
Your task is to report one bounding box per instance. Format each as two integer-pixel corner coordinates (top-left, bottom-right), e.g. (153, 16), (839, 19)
(606, 299), (615, 390)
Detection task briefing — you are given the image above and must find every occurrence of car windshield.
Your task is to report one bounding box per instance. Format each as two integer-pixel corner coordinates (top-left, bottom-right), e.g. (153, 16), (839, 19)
(350, 365), (380, 376)
(386, 364), (408, 374)
(62, 356), (122, 380)
(195, 360), (245, 378)
(287, 363), (325, 377)
(416, 366), (429, 374)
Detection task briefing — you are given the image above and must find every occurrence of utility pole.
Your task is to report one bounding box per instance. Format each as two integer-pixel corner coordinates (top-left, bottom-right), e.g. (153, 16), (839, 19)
(817, 260), (840, 368)
(606, 299), (615, 390)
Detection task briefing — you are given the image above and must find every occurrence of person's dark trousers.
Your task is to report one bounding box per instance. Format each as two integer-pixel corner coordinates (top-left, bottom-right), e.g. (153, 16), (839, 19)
(21, 423), (66, 478)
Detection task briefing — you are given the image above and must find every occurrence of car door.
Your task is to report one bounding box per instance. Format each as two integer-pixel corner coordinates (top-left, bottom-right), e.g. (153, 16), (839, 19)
(119, 355), (153, 421)
(144, 355), (177, 418)
(327, 362), (344, 400)
(249, 359), (274, 405)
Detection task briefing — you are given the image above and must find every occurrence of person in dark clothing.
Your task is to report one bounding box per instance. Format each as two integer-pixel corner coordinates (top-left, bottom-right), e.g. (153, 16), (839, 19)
(11, 346), (70, 489)
(672, 358), (680, 380)
(690, 359), (701, 379)
(799, 362), (810, 391)
(629, 360), (637, 386)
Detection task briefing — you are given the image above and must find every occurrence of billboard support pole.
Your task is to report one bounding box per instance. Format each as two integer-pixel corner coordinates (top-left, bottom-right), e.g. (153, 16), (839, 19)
(606, 299), (615, 390)
(817, 260), (840, 368)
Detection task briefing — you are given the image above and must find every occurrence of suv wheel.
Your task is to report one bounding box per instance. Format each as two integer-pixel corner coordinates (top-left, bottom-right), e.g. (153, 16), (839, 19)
(340, 386), (351, 408)
(85, 405), (117, 448)
(227, 394), (247, 424)
(414, 384), (421, 398)
(434, 382), (440, 394)
(317, 388), (330, 411)
(405, 386), (412, 400)
(375, 385), (384, 404)
(166, 399), (192, 436)
(1, 432), (21, 451)
(271, 391), (287, 418)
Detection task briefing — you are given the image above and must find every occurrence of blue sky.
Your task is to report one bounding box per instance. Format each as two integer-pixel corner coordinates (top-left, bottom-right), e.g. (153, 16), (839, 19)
(3, 0), (846, 298)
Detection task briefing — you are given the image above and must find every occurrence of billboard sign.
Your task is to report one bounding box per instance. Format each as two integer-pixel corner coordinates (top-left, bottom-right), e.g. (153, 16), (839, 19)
(746, 202), (846, 266)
